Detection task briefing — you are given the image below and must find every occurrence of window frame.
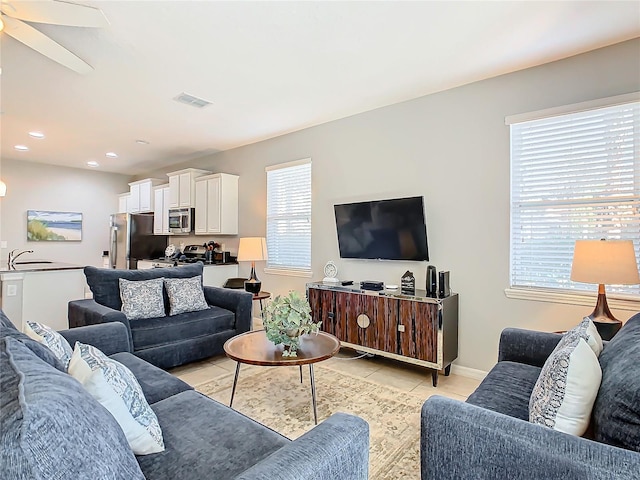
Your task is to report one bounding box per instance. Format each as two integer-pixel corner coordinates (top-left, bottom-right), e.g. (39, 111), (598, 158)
(264, 158), (312, 278)
(505, 92), (640, 311)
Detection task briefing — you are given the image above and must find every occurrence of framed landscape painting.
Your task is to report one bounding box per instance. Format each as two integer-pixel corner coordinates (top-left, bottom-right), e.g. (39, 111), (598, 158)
(27, 210), (82, 242)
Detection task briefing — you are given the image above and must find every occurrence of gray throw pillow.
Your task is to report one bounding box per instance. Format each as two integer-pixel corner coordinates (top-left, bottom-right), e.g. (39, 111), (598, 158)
(119, 277), (165, 320)
(164, 276), (209, 316)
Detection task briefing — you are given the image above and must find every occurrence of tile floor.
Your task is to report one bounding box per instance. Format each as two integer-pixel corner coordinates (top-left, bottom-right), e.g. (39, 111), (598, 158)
(169, 318), (481, 401)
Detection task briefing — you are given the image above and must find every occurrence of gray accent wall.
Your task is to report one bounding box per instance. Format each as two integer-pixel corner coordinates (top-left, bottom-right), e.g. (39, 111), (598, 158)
(146, 39), (639, 372)
(0, 159), (130, 267)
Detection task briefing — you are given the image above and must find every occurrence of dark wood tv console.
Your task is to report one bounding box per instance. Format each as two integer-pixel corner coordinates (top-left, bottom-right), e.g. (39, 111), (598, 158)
(306, 282), (458, 387)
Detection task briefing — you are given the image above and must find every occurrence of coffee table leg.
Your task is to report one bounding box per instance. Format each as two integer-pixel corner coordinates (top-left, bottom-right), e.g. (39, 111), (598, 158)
(230, 362), (241, 408)
(299, 365), (303, 383)
(309, 364), (318, 425)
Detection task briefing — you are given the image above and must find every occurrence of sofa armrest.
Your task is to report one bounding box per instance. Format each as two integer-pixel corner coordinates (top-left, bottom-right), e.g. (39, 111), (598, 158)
(234, 413), (369, 480)
(498, 328), (563, 368)
(68, 299), (133, 350)
(203, 286), (253, 334)
(59, 322), (132, 355)
(421, 396), (638, 480)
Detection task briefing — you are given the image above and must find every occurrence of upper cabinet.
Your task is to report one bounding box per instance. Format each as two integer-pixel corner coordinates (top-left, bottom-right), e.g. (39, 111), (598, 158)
(153, 184), (172, 235)
(194, 173), (239, 235)
(117, 193), (130, 214)
(166, 168), (211, 208)
(128, 178), (165, 213)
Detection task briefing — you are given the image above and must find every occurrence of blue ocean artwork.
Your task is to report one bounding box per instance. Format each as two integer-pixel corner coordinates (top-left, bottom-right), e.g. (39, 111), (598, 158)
(27, 210), (82, 242)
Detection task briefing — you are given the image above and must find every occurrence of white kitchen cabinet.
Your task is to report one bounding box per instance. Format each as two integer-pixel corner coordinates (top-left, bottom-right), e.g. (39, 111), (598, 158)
(118, 193), (130, 213)
(137, 260), (156, 270)
(153, 184), (172, 235)
(202, 264), (238, 287)
(128, 178), (164, 213)
(166, 168), (211, 208)
(194, 173), (239, 235)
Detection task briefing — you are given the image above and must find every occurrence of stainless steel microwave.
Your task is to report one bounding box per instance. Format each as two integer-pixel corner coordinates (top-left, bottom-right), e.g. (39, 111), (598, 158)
(168, 208), (194, 234)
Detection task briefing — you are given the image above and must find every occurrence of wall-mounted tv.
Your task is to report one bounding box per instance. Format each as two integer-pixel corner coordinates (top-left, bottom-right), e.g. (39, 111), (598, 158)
(334, 196), (429, 261)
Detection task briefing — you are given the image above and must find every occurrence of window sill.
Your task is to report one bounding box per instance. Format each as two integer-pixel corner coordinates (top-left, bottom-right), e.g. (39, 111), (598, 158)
(264, 268), (313, 278)
(504, 287), (640, 312)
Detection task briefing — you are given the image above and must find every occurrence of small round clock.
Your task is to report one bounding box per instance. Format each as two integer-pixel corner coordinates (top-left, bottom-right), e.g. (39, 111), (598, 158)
(323, 261), (340, 283)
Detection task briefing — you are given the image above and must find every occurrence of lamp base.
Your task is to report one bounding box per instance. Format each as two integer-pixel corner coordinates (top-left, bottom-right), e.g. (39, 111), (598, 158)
(244, 264), (262, 294)
(588, 285), (621, 341)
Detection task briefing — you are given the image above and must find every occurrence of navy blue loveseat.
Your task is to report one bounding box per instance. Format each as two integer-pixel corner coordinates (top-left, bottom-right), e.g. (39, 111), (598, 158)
(69, 263), (252, 369)
(421, 312), (640, 479)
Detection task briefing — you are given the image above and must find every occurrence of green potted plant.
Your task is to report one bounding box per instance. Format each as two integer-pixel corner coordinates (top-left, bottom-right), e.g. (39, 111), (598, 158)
(263, 291), (322, 357)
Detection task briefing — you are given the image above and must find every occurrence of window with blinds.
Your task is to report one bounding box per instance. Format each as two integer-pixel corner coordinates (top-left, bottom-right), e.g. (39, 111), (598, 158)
(265, 159), (312, 274)
(509, 99), (640, 297)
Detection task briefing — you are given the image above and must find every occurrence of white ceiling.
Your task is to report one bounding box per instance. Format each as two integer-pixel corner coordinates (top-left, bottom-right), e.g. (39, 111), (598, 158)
(1, 1), (639, 175)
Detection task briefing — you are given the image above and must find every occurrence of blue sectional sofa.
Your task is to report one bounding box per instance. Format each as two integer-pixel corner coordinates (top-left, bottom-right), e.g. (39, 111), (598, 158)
(420, 312), (640, 479)
(68, 263), (252, 369)
(1, 310), (370, 479)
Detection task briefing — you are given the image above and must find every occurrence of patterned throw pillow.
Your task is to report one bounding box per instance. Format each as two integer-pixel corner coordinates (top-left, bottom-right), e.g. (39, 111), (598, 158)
(557, 317), (603, 357)
(119, 277), (165, 320)
(164, 276), (209, 316)
(529, 337), (602, 436)
(68, 342), (165, 455)
(24, 321), (73, 369)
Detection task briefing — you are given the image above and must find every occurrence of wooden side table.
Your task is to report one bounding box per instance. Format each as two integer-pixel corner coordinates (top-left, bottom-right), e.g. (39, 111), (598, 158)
(223, 330), (340, 424)
(252, 291), (271, 319)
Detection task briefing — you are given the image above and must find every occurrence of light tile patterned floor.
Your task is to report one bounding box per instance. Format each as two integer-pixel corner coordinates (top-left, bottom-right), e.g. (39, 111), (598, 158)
(169, 319), (481, 400)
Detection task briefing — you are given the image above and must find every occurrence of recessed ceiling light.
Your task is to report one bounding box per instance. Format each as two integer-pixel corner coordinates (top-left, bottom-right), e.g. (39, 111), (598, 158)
(14, 145), (29, 151)
(135, 139), (149, 145)
(28, 131), (45, 139)
(87, 161), (99, 168)
(105, 152), (118, 158)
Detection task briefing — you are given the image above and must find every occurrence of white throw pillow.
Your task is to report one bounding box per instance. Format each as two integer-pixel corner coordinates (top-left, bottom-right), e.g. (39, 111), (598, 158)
(557, 317), (603, 357)
(119, 277), (166, 320)
(24, 321), (73, 369)
(68, 342), (165, 455)
(529, 337), (602, 436)
(163, 276), (209, 316)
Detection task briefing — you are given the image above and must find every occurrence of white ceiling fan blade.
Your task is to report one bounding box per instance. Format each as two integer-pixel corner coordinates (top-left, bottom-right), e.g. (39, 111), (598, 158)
(2, 16), (93, 74)
(2, 0), (108, 28)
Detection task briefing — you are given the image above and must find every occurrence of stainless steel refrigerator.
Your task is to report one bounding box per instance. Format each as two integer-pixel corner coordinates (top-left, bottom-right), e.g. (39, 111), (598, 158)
(109, 213), (168, 269)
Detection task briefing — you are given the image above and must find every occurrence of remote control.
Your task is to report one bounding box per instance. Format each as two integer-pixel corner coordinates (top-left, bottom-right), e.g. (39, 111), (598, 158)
(341, 280), (353, 286)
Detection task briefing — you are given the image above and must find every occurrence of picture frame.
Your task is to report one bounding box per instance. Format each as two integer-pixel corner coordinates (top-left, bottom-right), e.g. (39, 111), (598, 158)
(27, 210), (82, 242)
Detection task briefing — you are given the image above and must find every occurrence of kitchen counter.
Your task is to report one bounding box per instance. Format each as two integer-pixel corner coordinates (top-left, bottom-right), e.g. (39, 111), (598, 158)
(1, 261), (86, 332)
(0, 261), (84, 273)
(136, 259), (239, 287)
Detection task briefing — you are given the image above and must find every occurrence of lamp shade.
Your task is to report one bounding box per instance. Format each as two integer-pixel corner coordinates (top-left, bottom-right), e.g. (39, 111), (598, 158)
(0, 180), (6, 197)
(570, 239), (640, 285)
(237, 237), (267, 262)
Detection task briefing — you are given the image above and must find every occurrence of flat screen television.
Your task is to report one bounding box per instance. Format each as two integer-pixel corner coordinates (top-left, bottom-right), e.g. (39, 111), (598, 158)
(334, 196), (429, 261)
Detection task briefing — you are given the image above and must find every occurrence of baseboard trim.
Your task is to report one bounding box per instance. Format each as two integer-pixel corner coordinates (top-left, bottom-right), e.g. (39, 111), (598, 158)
(450, 365), (487, 380)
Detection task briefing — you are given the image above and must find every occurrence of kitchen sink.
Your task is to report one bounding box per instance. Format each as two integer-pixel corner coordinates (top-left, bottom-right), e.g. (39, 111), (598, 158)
(14, 261), (53, 265)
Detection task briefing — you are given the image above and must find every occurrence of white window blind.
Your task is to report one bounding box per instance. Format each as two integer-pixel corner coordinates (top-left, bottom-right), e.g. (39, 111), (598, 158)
(510, 100), (640, 297)
(266, 159), (312, 273)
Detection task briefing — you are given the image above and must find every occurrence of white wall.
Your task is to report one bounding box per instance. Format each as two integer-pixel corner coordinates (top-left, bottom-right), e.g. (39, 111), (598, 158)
(0, 159), (130, 267)
(145, 39), (640, 371)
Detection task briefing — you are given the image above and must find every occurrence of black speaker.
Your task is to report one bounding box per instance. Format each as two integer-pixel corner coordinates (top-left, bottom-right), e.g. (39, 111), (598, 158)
(438, 271), (450, 298)
(426, 265), (437, 297)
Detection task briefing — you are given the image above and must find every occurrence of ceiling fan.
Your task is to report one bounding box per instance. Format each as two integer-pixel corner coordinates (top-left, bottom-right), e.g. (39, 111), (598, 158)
(0, 0), (108, 74)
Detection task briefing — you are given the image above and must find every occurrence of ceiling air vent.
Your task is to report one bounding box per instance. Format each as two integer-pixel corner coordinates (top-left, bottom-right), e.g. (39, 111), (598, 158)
(173, 92), (213, 109)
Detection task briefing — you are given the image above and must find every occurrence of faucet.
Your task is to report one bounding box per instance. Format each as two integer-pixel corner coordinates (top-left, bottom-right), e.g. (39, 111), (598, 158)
(8, 249), (33, 269)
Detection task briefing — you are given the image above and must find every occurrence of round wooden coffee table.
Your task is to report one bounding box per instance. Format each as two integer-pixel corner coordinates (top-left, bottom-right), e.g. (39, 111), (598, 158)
(223, 330), (340, 424)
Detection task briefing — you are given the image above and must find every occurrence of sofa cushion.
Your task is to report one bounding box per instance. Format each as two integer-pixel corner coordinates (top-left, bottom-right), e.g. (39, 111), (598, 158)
(529, 337), (601, 436)
(1, 337), (145, 480)
(466, 361), (541, 420)
(164, 275), (209, 315)
(119, 277), (166, 320)
(25, 320), (74, 368)
(593, 312), (640, 452)
(130, 306), (235, 350)
(85, 263), (204, 311)
(110, 351), (193, 404)
(138, 390), (289, 480)
(0, 309), (65, 372)
(557, 317), (603, 357)
(69, 342), (165, 455)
